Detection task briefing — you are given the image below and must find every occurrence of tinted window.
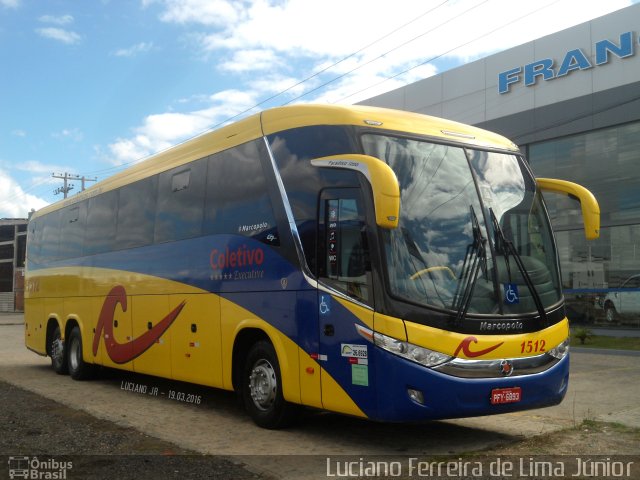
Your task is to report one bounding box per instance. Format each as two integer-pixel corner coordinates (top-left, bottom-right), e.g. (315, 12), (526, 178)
(269, 125), (357, 160)
(84, 190), (118, 256)
(155, 160), (206, 243)
(40, 209), (61, 261)
(320, 193), (371, 304)
(117, 177), (158, 249)
(204, 141), (278, 243)
(268, 126), (361, 273)
(27, 220), (41, 263)
(59, 203), (86, 259)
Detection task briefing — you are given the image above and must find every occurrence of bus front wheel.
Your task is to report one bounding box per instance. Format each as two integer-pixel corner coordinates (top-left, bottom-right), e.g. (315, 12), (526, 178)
(67, 326), (93, 380)
(242, 340), (297, 429)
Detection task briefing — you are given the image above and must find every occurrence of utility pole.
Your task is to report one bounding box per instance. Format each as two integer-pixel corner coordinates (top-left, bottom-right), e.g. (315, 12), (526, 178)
(52, 172), (97, 199)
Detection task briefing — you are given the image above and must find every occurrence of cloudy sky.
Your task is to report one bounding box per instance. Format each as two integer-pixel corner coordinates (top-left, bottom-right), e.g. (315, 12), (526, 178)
(0, 0), (636, 217)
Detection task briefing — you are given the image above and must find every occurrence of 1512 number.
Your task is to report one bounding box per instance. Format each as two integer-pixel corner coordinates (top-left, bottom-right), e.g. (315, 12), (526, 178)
(520, 339), (546, 354)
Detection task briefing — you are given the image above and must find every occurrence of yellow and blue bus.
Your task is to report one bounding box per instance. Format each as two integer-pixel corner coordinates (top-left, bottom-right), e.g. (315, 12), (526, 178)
(25, 104), (599, 428)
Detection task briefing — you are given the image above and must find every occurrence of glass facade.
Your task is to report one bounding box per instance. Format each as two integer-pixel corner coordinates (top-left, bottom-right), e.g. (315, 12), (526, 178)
(528, 121), (640, 328)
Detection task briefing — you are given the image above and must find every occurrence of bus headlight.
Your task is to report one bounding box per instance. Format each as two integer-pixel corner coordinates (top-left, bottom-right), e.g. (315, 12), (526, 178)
(372, 331), (452, 368)
(548, 338), (570, 360)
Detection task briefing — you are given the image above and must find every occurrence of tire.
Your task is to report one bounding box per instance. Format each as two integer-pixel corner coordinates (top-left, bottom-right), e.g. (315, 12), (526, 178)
(49, 324), (68, 375)
(67, 326), (94, 380)
(242, 340), (297, 429)
(605, 305), (617, 323)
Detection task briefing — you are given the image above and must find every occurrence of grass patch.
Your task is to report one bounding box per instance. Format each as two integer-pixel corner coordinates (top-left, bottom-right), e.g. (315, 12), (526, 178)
(570, 334), (640, 351)
(474, 419), (640, 456)
(580, 419), (633, 434)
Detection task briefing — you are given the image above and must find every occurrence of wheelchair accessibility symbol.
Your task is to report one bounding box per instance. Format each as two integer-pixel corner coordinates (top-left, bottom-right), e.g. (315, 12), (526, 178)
(319, 295), (331, 315)
(504, 283), (520, 305)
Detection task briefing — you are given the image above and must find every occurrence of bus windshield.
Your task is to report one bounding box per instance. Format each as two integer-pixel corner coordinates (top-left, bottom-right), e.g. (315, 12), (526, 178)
(362, 134), (562, 316)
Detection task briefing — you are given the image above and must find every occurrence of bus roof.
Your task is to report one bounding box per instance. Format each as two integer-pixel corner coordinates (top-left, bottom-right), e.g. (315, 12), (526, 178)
(261, 104), (519, 152)
(32, 104), (519, 219)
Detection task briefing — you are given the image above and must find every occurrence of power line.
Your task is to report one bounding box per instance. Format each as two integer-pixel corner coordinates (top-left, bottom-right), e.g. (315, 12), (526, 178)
(268, 0), (451, 105)
(6, 0), (564, 205)
(0, 170), (99, 215)
(283, 0), (490, 105)
(335, 0), (563, 103)
(203, 0), (454, 130)
(0, 174), (57, 215)
(52, 172), (97, 199)
(76, 1), (456, 177)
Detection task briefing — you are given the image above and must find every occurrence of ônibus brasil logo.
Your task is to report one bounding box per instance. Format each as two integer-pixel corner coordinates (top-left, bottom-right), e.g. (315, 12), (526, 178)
(93, 285), (185, 364)
(8, 456), (72, 479)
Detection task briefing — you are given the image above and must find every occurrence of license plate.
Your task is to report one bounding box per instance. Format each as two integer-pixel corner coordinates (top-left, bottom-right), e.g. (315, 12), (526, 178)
(490, 387), (522, 405)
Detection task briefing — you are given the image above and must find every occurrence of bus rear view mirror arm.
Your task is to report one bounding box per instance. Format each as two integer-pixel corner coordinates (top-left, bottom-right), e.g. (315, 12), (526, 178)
(536, 178), (600, 240)
(311, 154), (401, 229)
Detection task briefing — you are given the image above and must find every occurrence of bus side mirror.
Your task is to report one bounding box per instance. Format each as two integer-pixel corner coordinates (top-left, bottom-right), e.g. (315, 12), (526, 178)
(536, 178), (600, 240)
(311, 154), (400, 229)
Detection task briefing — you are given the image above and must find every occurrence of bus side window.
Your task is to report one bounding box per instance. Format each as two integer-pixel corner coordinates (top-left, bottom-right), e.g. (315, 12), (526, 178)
(27, 220), (41, 264)
(85, 190), (118, 256)
(40, 209), (61, 262)
(116, 176), (157, 250)
(321, 196), (371, 304)
(204, 141), (279, 245)
(154, 159), (206, 243)
(59, 203), (87, 259)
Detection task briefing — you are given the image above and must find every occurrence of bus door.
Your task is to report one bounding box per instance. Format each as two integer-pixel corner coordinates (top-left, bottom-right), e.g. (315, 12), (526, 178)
(317, 188), (375, 416)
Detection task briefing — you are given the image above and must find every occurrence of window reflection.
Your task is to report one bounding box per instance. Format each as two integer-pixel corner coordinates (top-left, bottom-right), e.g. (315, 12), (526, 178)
(321, 197), (371, 304)
(85, 191), (117, 256)
(204, 140), (278, 244)
(118, 177), (157, 249)
(362, 134), (489, 311)
(363, 133), (562, 316)
(529, 121), (640, 328)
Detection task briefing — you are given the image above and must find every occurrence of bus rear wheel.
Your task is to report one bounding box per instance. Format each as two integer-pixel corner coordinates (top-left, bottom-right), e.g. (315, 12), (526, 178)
(67, 326), (93, 380)
(50, 324), (68, 375)
(242, 340), (297, 429)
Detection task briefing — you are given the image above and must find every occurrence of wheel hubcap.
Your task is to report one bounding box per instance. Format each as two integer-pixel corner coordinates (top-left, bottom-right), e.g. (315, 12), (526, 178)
(69, 338), (79, 371)
(249, 359), (277, 411)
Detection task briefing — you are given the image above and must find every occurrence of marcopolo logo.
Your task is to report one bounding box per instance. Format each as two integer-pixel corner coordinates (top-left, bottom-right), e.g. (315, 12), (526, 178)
(498, 31), (638, 94)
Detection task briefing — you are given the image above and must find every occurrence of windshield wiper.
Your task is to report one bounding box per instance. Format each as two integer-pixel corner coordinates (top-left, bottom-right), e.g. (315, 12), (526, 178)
(452, 206), (488, 326)
(489, 209), (548, 326)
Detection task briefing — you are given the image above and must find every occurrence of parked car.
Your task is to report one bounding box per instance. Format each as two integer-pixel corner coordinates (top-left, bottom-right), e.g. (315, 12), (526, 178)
(603, 274), (640, 322)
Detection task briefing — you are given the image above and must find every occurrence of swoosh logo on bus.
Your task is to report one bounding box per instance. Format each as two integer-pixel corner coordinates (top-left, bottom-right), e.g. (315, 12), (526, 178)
(92, 285), (186, 364)
(453, 336), (504, 358)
